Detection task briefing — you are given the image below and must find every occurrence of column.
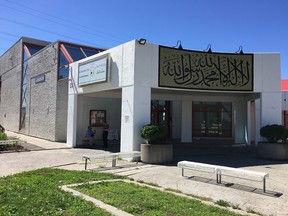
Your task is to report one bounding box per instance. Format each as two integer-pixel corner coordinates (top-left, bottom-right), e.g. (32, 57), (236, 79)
(66, 94), (78, 147)
(181, 100), (192, 142)
(120, 85), (151, 152)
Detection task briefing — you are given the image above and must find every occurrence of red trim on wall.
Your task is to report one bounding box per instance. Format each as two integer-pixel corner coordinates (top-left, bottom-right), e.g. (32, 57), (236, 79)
(59, 43), (73, 63)
(281, 80), (288, 91)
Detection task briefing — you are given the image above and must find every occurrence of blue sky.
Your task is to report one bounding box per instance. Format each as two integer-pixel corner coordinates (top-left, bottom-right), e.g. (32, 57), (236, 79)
(1, 0), (288, 78)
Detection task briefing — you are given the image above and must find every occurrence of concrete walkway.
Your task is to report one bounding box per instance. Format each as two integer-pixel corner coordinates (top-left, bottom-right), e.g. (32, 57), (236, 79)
(1, 131), (288, 216)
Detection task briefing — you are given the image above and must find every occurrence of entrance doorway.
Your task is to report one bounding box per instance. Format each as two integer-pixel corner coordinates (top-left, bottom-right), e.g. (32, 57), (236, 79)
(192, 102), (232, 138)
(151, 100), (171, 138)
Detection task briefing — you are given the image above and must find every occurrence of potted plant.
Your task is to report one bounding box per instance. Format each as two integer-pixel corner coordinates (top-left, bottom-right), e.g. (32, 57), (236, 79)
(258, 124), (288, 160)
(140, 124), (173, 164)
(140, 124), (166, 144)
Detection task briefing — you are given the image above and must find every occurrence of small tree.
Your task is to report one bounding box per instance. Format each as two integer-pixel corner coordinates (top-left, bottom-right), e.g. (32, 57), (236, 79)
(260, 124), (288, 143)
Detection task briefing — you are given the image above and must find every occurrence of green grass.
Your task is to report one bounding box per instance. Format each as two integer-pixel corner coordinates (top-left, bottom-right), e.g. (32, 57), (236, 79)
(0, 168), (121, 216)
(74, 181), (241, 216)
(215, 199), (231, 208)
(0, 168), (242, 216)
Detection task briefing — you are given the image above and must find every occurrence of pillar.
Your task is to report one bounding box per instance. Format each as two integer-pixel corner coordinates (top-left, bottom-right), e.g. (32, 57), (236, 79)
(67, 93), (78, 147)
(120, 85), (151, 152)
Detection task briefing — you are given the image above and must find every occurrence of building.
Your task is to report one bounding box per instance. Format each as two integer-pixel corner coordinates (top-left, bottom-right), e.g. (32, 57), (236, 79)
(67, 40), (282, 152)
(0, 37), (104, 141)
(0, 37), (282, 150)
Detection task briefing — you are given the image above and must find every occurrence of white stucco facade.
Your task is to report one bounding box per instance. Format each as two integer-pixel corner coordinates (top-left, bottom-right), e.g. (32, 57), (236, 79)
(67, 40), (281, 151)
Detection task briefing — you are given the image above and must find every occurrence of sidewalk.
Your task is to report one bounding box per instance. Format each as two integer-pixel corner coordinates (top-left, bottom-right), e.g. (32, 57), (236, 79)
(5, 131), (70, 150)
(1, 131), (288, 216)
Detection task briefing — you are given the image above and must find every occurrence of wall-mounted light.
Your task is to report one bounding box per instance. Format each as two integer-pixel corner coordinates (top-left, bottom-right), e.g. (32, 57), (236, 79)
(138, 38), (147, 45)
(204, 44), (212, 53)
(174, 40), (183, 50)
(236, 46), (244, 54)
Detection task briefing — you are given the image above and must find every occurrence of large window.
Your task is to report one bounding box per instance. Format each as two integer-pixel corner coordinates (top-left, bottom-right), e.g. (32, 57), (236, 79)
(193, 102), (232, 137)
(20, 43), (45, 130)
(58, 43), (102, 79)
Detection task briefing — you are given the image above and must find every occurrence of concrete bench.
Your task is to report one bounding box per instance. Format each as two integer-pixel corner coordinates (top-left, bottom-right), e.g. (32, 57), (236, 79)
(177, 160), (269, 192)
(177, 160), (218, 178)
(82, 151), (141, 170)
(216, 166), (269, 192)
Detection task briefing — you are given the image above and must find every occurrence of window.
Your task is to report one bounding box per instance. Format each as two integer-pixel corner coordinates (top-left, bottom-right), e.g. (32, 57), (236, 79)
(193, 102), (232, 137)
(82, 47), (100, 57)
(151, 100), (171, 138)
(20, 43), (45, 130)
(58, 43), (102, 79)
(64, 45), (86, 61)
(58, 51), (70, 79)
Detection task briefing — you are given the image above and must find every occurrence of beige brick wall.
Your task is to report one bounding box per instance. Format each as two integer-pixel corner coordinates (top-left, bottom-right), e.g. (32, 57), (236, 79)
(0, 40), (23, 131)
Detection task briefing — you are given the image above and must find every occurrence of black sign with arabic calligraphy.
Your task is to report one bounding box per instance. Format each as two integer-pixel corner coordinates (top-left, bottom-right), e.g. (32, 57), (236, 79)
(159, 46), (253, 91)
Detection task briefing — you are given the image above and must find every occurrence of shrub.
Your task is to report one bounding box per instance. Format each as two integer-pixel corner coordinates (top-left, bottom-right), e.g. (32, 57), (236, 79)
(0, 132), (7, 140)
(260, 124), (288, 143)
(140, 124), (166, 144)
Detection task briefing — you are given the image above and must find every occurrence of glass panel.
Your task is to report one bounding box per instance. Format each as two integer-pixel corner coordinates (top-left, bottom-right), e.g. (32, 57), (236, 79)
(64, 45), (85, 61)
(20, 107), (26, 129)
(23, 66), (28, 85)
(152, 100), (166, 109)
(193, 102), (232, 137)
(206, 102), (218, 111)
(206, 112), (218, 135)
(23, 49), (29, 61)
(221, 112), (231, 130)
(193, 112), (204, 130)
(193, 102), (204, 111)
(27, 45), (43, 56)
(82, 47), (99, 57)
(158, 112), (166, 125)
(159, 100), (165, 109)
(59, 67), (69, 79)
(221, 102), (232, 112)
(21, 84), (27, 107)
(59, 51), (70, 79)
(193, 112), (205, 135)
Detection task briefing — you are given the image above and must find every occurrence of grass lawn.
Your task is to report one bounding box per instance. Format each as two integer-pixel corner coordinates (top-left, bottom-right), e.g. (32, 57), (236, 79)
(0, 168), (120, 215)
(74, 181), (241, 216)
(0, 168), (242, 216)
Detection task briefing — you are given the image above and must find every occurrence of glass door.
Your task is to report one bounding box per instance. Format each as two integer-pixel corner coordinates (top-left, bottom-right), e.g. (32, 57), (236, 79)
(151, 100), (171, 138)
(193, 102), (232, 137)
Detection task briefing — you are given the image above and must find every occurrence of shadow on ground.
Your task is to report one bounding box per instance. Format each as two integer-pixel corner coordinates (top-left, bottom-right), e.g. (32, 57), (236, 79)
(172, 143), (288, 168)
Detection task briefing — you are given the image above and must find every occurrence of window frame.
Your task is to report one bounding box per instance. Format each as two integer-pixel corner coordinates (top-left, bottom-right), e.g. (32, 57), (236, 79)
(192, 102), (232, 138)
(58, 42), (104, 80)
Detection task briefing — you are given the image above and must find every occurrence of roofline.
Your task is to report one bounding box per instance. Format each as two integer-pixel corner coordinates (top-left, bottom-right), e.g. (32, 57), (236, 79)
(55, 39), (106, 51)
(0, 36), (51, 58)
(1, 36), (106, 59)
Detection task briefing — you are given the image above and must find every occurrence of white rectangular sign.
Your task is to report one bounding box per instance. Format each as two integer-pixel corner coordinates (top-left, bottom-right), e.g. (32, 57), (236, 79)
(78, 55), (108, 86)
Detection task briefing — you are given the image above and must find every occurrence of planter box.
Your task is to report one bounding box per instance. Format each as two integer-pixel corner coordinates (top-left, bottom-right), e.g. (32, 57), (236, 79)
(0, 140), (20, 151)
(257, 142), (288, 160)
(141, 143), (173, 164)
